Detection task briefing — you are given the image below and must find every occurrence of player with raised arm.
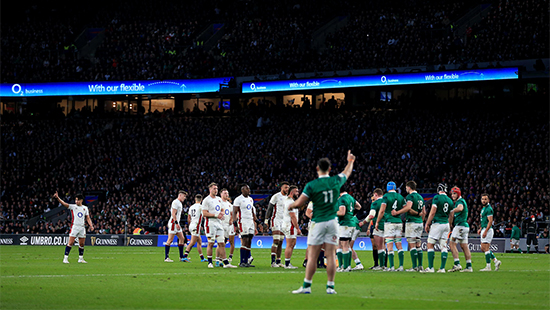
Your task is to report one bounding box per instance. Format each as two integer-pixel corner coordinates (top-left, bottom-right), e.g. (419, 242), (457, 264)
(391, 181), (424, 272)
(448, 187), (473, 272)
(290, 150), (355, 295)
(282, 185), (301, 269)
(336, 188), (361, 272)
(265, 182), (290, 267)
(479, 193), (502, 271)
(375, 181), (406, 271)
(220, 189), (236, 263)
(182, 194), (206, 262)
(202, 183), (236, 268)
(164, 190), (188, 262)
(54, 192), (94, 264)
(422, 183), (453, 273)
(233, 184), (258, 267)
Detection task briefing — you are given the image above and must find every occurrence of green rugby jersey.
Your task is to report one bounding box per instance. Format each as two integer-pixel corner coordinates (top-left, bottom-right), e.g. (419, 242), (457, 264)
(431, 194), (454, 224)
(337, 193), (356, 227)
(480, 204), (494, 228)
(405, 192), (424, 223)
(511, 225), (521, 239)
(452, 197), (469, 227)
(351, 216), (361, 230)
(370, 198), (385, 230)
(382, 191), (406, 223)
(303, 174), (347, 223)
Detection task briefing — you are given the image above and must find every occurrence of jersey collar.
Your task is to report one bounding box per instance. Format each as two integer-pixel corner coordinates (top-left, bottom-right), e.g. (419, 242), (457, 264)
(318, 175), (330, 178)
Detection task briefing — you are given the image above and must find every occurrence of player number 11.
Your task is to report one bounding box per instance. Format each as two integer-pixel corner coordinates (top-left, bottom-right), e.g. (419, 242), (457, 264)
(322, 190), (333, 203)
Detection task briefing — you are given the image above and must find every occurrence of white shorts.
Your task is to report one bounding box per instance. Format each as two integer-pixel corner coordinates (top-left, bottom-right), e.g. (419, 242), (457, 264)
(351, 228), (360, 241)
(238, 220), (255, 235)
(283, 223), (298, 239)
(190, 221), (201, 237)
(168, 221), (183, 235)
(373, 228), (384, 237)
(480, 228), (494, 244)
(271, 218), (284, 232)
(338, 225), (354, 239)
(205, 221), (224, 239)
(223, 223), (235, 239)
(384, 223), (403, 238)
(307, 219), (339, 246)
(405, 222), (423, 239)
(69, 226), (86, 238)
(510, 238), (520, 246)
(428, 223), (450, 243)
(451, 225), (469, 243)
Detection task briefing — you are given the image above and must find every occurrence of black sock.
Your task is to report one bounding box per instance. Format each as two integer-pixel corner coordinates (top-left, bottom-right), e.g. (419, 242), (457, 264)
(240, 248), (245, 264)
(373, 250), (379, 266)
(78, 247), (84, 256)
(229, 254), (233, 259)
(178, 245), (184, 258)
(165, 245), (170, 259)
(276, 258), (281, 265)
(271, 253), (276, 264)
(200, 254), (205, 260)
(223, 259), (229, 265)
(208, 256), (213, 264)
(285, 259), (290, 267)
(65, 246), (72, 256)
(183, 251), (189, 259)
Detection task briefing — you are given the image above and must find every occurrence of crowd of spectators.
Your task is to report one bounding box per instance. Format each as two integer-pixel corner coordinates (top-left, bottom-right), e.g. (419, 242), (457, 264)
(2, 0), (548, 83)
(1, 95), (548, 238)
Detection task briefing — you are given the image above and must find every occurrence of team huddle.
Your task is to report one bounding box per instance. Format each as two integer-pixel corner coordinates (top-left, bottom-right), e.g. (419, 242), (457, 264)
(55, 150), (503, 295)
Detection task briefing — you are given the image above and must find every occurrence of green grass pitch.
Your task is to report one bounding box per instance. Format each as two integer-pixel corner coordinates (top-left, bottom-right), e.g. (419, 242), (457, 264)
(1, 246), (549, 309)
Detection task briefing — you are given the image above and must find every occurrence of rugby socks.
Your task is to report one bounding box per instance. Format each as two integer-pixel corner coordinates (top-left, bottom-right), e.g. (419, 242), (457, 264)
(276, 258), (281, 265)
(200, 254), (205, 260)
(398, 249), (404, 267)
(271, 252), (276, 264)
(354, 258), (362, 266)
(417, 249), (423, 267)
(466, 259), (472, 269)
(78, 246), (84, 256)
(388, 251), (394, 268)
(240, 248), (245, 264)
(454, 258), (461, 266)
(223, 259), (230, 266)
(484, 251), (491, 264)
(378, 250), (385, 267)
(303, 279), (312, 289)
(285, 258), (291, 267)
(440, 251), (448, 270)
(490, 251), (496, 260)
(428, 249), (435, 269)
(372, 250), (379, 266)
(65, 245), (72, 256)
(342, 251), (350, 269)
(336, 249), (343, 268)
(183, 250), (190, 259)
(228, 254), (232, 260)
(208, 256), (213, 264)
(410, 248), (417, 268)
(527, 245), (531, 253)
(326, 281), (335, 290)
(165, 245), (170, 259)
(178, 245), (184, 259)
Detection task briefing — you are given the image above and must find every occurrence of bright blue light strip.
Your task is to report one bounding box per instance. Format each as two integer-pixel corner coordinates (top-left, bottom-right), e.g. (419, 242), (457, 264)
(242, 68), (519, 93)
(0, 77), (232, 97)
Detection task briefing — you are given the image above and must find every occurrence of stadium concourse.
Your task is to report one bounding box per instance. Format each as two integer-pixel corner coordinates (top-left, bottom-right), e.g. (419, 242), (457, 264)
(1, 94), (548, 241)
(2, 0), (548, 83)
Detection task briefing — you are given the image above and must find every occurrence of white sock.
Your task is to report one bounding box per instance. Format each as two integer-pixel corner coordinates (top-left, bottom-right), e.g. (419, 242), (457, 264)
(354, 258), (361, 264)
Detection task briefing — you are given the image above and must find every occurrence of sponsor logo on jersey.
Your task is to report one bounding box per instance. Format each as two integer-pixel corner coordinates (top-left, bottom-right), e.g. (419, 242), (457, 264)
(77, 212), (84, 218)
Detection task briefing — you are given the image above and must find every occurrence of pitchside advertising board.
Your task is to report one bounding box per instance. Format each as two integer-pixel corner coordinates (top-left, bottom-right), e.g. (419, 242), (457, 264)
(0, 234), (506, 252)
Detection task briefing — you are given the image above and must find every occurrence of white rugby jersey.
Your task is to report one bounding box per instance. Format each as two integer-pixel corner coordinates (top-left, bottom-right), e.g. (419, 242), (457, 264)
(234, 195), (255, 221)
(220, 200), (233, 225)
(282, 196), (299, 225)
(269, 192), (287, 221)
(189, 203), (202, 223)
(69, 204), (89, 227)
(169, 199), (183, 224)
(202, 195), (222, 225)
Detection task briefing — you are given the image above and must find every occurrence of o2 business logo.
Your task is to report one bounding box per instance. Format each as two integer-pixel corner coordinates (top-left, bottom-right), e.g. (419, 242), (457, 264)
(12, 84), (24, 96)
(381, 76), (387, 84)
